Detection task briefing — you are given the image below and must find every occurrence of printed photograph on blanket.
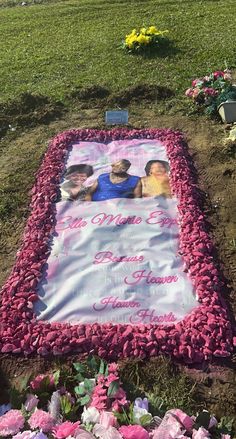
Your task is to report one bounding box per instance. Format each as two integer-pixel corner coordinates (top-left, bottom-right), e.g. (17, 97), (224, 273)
(59, 159), (171, 202)
(34, 139), (200, 325)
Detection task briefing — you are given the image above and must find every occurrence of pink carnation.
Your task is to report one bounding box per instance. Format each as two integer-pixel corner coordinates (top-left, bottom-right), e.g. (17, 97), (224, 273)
(108, 363), (119, 374)
(192, 79), (202, 87)
(119, 425), (149, 439)
(52, 421), (80, 439)
(30, 374), (55, 391)
(213, 70), (224, 79)
(28, 410), (55, 433)
(0, 409), (25, 436)
(185, 88), (194, 97)
(192, 88), (201, 98)
(203, 87), (218, 97)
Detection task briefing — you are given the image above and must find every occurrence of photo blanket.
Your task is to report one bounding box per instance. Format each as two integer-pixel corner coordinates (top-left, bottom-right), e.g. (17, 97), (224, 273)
(0, 129), (234, 362)
(35, 139), (198, 325)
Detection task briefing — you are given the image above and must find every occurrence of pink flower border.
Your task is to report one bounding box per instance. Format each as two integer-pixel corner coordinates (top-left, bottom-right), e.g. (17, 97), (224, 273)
(0, 128), (234, 363)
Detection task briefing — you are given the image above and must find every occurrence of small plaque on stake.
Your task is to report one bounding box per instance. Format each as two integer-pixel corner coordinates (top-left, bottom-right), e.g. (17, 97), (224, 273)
(105, 110), (128, 125)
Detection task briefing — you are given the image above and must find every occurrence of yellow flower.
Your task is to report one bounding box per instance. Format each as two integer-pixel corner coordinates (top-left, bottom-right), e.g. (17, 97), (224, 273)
(147, 25), (158, 34)
(136, 34), (151, 45)
(140, 27), (147, 34)
(125, 34), (138, 48)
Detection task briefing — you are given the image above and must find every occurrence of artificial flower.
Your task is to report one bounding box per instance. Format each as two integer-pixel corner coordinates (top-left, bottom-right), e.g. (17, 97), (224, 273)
(108, 363), (119, 374)
(30, 374), (55, 392)
(28, 409), (55, 433)
(99, 411), (117, 428)
(48, 391), (61, 420)
(119, 425), (149, 439)
(213, 71), (224, 79)
(34, 434), (48, 439)
(24, 394), (39, 412)
(52, 421), (80, 438)
(208, 415), (218, 429)
(0, 403), (12, 417)
(133, 398), (151, 425)
(93, 424), (122, 439)
(81, 407), (100, 425)
(192, 427), (211, 439)
(0, 409), (25, 436)
(75, 432), (95, 439)
(13, 431), (37, 439)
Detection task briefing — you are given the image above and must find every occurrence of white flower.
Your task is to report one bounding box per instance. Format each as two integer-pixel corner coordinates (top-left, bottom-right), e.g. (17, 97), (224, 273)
(133, 405), (152, 424)
(81, 407), (100, 425)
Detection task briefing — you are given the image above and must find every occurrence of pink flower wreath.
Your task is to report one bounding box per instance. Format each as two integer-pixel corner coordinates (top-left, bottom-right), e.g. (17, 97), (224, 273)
(0, 128), (234, 362)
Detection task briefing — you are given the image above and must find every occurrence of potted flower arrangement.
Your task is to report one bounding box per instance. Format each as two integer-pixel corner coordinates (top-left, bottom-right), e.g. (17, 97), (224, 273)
(185, 69), (236, 121)
(123, 26), (169, 54)
(0, 358), (234, 438)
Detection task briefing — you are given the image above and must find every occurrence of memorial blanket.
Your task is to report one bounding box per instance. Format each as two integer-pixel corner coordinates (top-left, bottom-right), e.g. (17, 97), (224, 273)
(0, 129), (233, 362)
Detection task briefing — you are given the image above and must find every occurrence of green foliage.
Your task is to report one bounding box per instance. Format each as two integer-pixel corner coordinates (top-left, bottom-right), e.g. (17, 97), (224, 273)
(218, 416), (235, 436)
(107, 380), (119, 397)
(120, 358), (201, 417)
(9, 371), (32, 409)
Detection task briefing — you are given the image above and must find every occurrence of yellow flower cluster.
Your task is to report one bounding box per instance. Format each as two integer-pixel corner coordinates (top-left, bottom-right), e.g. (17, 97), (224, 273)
(125, 26), (169, 50)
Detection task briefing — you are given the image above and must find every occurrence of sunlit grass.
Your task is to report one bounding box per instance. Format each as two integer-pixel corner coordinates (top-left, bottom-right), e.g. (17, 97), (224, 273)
(0, 0), (236, 104)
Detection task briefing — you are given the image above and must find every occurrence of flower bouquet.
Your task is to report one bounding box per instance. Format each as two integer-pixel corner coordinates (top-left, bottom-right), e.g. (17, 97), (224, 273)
(185, 69), (236, 117)
(123, 26), (169, 54)
(0, 358), (234, 439)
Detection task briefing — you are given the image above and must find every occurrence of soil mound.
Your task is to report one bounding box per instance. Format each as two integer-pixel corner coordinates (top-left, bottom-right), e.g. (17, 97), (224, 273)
(108, 84), (174, 106)
(0, 93), (65, 137)
(70, 85), (110, 101)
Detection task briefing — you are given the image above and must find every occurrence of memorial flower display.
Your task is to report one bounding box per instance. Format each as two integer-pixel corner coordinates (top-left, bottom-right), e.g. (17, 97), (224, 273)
(185, 69), (236, 116)
(123, 26), (169, 53)
(0, 359), (233, 439)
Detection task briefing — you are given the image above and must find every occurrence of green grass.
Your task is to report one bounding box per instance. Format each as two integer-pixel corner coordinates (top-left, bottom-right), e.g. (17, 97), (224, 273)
(0, 0), (236, 105)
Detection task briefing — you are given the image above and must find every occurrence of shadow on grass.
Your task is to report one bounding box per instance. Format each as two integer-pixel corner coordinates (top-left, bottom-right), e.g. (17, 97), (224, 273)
(127, 40), (180, 60)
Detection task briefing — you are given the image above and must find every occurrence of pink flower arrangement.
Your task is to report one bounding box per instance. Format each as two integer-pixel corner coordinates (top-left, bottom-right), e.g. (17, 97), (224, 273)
(52, 421), (80, 438)
(0, 409), (25, 436)
(28, 410), (55, 433)
(119, 424), (149, 439)
(185, 69), (235, 116)
(30, 374), (55, 391)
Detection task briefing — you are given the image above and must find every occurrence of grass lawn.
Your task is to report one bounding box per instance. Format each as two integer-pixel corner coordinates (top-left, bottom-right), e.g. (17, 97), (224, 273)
(0, 0), (236, 105)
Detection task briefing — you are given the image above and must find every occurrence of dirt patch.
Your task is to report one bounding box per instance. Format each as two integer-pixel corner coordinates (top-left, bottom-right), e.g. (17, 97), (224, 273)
(0, 109), (235, 421)
(70, 85), (110, 101)
(69, 84), (174, 108)
(0, 92), (65, 137)
(107, 84), (174, 106)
